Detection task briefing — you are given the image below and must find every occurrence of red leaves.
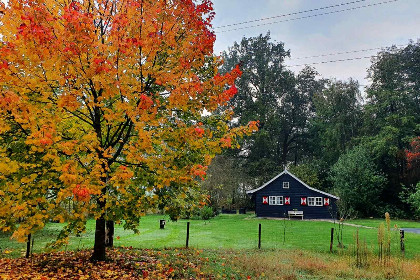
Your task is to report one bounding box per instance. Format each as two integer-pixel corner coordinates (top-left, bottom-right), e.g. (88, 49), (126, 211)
(406, 136), (420, 170)
(0, 60), (8, 69)
(39, 138), (53, 146)
(73, 184), (91, 201)
(191, 164), (207, 180)
(39, 132), (53, 146)
(93, 58), (112, 74)
(62, 2), (82, 22)
(0, 92), (19, 109)
(211, 64), (242, 106)
(194, 127), (205, 137)
(220, 137), (232, 148)
(17, 13), (54, 44)
(126, 37), (143, 47)
(138, 94), (154, 110)
(17, 23), (27, 35)
(63, 42), (80, 55)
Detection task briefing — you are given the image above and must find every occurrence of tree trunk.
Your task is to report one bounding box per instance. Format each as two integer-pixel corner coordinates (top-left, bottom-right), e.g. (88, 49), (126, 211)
(25, 234), (31, 258)
(91, 215), (106, 261)
(105, 220), (114, 247)
(91, 164), (108, 261)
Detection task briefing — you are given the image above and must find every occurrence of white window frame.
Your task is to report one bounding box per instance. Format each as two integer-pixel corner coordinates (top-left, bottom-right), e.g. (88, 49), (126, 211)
(269, 196), (283, 205)
(308, 196), (323, 206)
(283, 182), (289, 189)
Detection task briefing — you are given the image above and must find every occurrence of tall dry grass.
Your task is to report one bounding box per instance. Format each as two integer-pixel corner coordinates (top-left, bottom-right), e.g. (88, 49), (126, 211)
(227, 249), (420, 280)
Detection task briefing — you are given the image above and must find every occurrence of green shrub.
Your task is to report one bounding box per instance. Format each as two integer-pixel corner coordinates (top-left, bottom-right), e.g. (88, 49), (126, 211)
(200, 206), (214, 220)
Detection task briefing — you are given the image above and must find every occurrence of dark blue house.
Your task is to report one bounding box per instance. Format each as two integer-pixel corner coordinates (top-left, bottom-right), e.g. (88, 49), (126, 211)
(247, 169), (339, 219)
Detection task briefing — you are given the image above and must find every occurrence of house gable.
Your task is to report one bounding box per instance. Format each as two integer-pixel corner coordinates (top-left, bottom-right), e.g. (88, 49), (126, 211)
(248, 170), (339, 219)
(247, 170), (339, 199)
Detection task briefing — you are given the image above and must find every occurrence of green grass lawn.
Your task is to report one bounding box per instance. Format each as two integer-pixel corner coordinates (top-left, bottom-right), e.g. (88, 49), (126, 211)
(1, 214), (419, 259)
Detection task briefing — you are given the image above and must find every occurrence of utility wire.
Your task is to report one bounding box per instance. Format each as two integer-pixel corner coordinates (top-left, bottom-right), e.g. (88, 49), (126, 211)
(215, 0), (399, 34)
(214, 0), (369, 29)
(289, 44), (407, 60)
(287, 55), (375, 67)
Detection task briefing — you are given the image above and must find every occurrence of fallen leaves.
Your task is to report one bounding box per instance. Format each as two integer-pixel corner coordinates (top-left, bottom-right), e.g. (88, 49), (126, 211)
(0, 248), (227, 280)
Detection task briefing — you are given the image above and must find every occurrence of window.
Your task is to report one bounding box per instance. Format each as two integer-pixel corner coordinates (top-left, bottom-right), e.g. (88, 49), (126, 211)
(283, 182), (289, 189)
(269, 196), (283, 205)
(316, 197), (322, 206)
(308, 197), (323, 206)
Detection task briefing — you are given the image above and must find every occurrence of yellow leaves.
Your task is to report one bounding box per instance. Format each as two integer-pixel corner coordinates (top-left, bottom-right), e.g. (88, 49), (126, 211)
(0, 119), (11, 134)
(20, 173), (37, 184)
(59, 140), (78, 156)
(57, 92), (80, 111)
(0, 160), (19, 176)
(59, 173), (78, 186)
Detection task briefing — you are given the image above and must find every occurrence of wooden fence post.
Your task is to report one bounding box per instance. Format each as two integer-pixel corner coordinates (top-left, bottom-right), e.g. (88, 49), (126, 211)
(186, 222), (190, 248)
(258, 223), (261, 249)
(330, 227), (334, 253)
(400, 230), (405, 255)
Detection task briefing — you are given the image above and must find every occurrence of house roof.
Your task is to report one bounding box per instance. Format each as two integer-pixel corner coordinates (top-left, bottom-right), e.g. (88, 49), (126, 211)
(246, 169), (339, 199)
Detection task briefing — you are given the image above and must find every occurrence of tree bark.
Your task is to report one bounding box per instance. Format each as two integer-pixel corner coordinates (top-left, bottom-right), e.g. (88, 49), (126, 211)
(105, 220), (114, 248)
(25, 234), (31, 258)
(91, 215), (106, 261)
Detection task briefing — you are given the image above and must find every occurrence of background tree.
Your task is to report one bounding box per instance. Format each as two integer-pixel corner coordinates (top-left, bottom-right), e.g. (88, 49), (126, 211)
(330, 145), (387, 217)
(200, 155), (253, 210)
(220, 33), (323, 183)
(362, 42), (420, 215)
(287, 161), (322, 191)
(0, 0), (257, 261)
(311, 79), (362, 167)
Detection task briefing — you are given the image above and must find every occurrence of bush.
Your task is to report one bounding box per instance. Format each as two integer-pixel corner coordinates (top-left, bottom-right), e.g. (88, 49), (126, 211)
(200, 206), (214, 220)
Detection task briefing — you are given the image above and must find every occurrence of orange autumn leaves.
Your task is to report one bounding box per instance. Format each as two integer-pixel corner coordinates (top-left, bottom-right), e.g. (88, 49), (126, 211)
(0, 0), (257, 246)
(72, 184), (91, 202)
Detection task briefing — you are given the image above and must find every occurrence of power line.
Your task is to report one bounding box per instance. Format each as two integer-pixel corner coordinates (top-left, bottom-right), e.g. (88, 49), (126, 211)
(215, 0), (399, 34)
(287, 55), (375, 67)
(289, 44), (407, 60)
(214, 0), (369, 29)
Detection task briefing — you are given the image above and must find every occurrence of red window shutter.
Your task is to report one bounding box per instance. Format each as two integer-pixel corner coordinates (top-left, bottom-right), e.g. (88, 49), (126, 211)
(324, 198), (330, 206)
(301, 197), (307, 206)
(262, 196), (268, 204)
(285, 197), (290, 205)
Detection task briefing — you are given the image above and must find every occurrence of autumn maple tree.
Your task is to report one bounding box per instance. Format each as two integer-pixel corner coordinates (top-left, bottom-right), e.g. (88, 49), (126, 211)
(0, 0), (257, 261)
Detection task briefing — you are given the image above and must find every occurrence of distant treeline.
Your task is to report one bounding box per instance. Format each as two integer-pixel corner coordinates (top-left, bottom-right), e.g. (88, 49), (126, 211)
(201, 34), (419, 219)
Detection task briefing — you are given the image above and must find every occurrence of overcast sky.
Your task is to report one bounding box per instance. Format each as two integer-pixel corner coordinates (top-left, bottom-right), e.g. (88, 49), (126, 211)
(212, 0), (420, 88)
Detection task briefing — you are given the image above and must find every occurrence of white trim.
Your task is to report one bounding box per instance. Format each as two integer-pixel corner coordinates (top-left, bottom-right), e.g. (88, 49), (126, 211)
(246, 169), (339, 199)
(269, 196), (283, 205)
(283, 182), (289, 189)
(308, 196), (323, 206)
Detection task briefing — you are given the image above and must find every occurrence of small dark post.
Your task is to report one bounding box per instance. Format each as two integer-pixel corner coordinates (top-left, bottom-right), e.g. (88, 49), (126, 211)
(186, 222), (190, 248)
(160, 219), (166, 229)
(25, 234), (31, 258)
(258, 223), (261, 249)
(330, 228), (334, 253)
(400, 230), (405, 254)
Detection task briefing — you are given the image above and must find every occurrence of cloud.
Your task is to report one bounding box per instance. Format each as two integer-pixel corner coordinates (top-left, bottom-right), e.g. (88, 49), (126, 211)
(213, 0), (420, 88)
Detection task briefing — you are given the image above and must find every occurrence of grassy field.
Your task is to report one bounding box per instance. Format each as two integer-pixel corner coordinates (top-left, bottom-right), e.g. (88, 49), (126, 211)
(1, 214), (419, 259)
